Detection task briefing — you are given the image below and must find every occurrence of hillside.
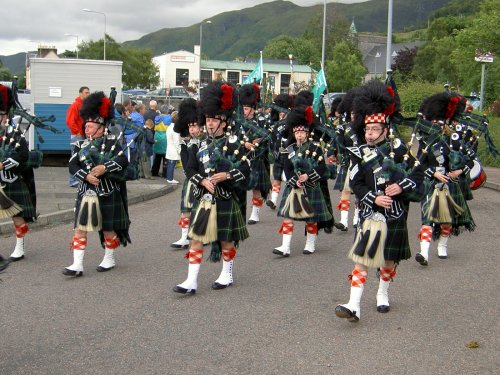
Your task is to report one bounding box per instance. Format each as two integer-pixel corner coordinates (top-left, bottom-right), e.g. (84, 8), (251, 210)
(124, 0), (452, 58)
(0, 52), (28, 75)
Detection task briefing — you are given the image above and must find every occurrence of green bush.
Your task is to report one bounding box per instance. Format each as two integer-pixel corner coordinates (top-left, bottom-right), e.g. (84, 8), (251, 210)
(397, 80), (444, 117)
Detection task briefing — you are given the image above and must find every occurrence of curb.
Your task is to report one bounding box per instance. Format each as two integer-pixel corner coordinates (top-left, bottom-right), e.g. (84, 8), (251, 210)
(0, 184), (176, 236)
(484, 181), (500, 191)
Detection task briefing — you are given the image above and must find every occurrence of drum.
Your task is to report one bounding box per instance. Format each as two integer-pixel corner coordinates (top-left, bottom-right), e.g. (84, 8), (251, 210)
(469, 159), (482, 180)
(470, 169), (487, 190)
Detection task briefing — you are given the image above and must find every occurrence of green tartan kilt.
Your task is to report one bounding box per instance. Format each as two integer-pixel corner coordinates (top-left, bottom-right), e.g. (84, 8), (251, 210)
(458, 175), (473, 201)
(334, 164), (348, 191)
(180, 179), (194, 214)
(420, 180), (475, 236)
(74, 190), (129, 232)
(355, 214), (411, 263)
(189, 195), (249, 242)
(278, 183), (333, 223)
(4, 177), (36, 222)
(247, 158), (272, 197)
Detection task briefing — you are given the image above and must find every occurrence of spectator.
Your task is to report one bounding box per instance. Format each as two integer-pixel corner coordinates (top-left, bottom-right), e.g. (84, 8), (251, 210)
(144, 100), (159, 122)
(66, 86), (90, 187)
(140, 119), (155, 179)
(109, 86), (117, 106)
(165, 111), (181, 184)
(151, 106), (171, 177)
(125, 103), (145, 163)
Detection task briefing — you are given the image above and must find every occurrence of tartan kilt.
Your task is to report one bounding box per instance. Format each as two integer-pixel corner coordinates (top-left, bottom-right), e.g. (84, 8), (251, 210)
(272, 155), (285, 181)
(458, 175), (473, 201)
(189, 195), (249, 242)
(420, 180), (475, 236)
(278, 183), (333, 223)
(354, 214), (411, 263)
(4, 177), (36, 222)
(180, 179), (194, 213)
(247, 158), (272, 198)
(74, 190), (129, 232)
(334, 165), (348, 191)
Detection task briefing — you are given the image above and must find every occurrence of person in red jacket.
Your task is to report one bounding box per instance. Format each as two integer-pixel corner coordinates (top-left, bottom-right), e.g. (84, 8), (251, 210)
(67, 86), (90, 187)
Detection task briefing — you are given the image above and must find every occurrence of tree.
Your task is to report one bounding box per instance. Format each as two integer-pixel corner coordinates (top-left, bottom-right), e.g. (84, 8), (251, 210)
(262, 35), (296, 59)
(78, 35), (159, 89)
(325, 41), (366, 92)
(391, 47), (418, 82)
(451, 0), (500, 104)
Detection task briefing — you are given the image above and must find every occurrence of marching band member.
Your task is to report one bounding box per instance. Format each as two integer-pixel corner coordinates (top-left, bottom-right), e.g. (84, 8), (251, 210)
(415, 93), (475, 266)
(173, 81), (250, 294)
(171, 98), (203, 249)
(237, 83), (271, 225)
(63, 92), (131, 277)
(0, 84), (37, 263)
(335, 80), (424, 322)
(273, 104), (332, 256)
(266, 94), (294, 210)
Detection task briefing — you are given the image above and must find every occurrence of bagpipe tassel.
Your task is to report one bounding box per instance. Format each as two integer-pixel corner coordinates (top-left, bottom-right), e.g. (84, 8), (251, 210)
(0, 186), (22, 219)
(76, 191), (102, 232)
(348, 213), (387, 268)
(188, 197), (218, 243)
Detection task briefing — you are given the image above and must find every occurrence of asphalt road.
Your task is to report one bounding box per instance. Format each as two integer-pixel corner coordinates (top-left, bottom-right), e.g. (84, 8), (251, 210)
(1, 184), (498, 375)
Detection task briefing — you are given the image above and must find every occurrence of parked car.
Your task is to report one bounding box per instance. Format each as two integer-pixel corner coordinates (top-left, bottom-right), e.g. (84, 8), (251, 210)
(465, 95), (481, 111)
(136, 87), (190, 103)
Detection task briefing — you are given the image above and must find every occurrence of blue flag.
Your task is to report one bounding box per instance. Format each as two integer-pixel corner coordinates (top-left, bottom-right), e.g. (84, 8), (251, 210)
(312, 68), (327, 113)
(243, 57), (263, 85)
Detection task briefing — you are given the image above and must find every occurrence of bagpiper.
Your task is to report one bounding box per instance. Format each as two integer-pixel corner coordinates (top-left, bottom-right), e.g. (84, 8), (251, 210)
(266, 94), (294, 210)
(236, 83), (272, 225)
(0, 84), (38, 263)
(335, 80), (425, 322)
(415, 92), (475, 266)
(171, 98), (203, 249)
(173, 81), (251, 294)
(63, 91), (131, 277)
(272, 104), (332, 256)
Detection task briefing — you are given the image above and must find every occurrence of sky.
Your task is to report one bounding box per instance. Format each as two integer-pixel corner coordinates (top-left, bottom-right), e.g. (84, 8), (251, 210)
(0, 0), (368, 56)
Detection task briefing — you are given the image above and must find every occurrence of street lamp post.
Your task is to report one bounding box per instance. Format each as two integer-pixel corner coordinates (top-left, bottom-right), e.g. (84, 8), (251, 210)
(374, 52), (381, 76)
(321, 0), (327, 71)
(82, 8), (107, 60)
(199, 20), (212, 95)
(64, 33), (79, 59)
(289, 54), (294, 94)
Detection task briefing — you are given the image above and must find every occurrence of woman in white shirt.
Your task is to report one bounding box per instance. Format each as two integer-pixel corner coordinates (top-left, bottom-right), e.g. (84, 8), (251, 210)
(165, 111), (181, 183)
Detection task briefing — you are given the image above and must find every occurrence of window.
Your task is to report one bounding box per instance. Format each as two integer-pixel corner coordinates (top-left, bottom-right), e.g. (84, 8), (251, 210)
(227, 71), (240, 85)
(200, 70), (212, 87)
(176, 69), (189, 86)
(280, 74), (291, 94)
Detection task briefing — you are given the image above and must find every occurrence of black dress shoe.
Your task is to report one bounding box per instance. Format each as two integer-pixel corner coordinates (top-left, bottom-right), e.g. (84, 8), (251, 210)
(0, 256), (10, 273)
(334, 222), (348, 231)
(173, 285), (196, 294)
(247, 219), (258, 225)
(377, 305), (390, 313)
(334, 305), (359, 322)
(438, 255), (448, 259)
(415, 253), (428, 266)
(96, 265), (115, 272)
(302, 250), (314, 255)
(62, 268), (83, 277)
(266, 200), (276, 209)
(9, 254), (24, 262)
(324, 226), (333, 234)
(170, 243), (183, 249)
(272, 249), (290, 257)
(212, 282), (232, 290)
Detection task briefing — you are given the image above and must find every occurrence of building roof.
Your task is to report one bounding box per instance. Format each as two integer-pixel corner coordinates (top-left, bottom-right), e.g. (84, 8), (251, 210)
(362, 41), (424, 74)
(201, 59), (314, 74)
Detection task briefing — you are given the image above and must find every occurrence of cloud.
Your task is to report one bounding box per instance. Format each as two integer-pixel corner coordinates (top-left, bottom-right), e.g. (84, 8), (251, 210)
(0, 0), (369, 56)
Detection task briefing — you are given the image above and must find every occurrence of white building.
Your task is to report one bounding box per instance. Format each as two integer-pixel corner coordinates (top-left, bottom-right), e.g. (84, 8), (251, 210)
(153, 46), (315, 95)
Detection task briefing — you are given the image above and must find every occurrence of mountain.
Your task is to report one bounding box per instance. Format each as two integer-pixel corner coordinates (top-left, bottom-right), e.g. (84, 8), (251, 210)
(0, 52), (28, 75)
(124, 0), (452, 59)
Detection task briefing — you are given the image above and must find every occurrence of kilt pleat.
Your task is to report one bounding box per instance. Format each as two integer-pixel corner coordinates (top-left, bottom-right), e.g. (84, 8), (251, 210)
(180, 179), (194, 213)
(272, 156), (285, 181)
(247, 158), (272, 198)
(334, 165), (348, 191)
